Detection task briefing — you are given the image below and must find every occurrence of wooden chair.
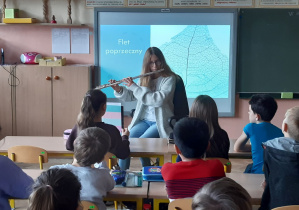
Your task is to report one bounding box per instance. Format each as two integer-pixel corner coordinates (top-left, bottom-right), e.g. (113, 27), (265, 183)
(81, 200), (99, 210)
(168, 198), (193, 210)
(8, 145), (48, 209)
(205, 158), (232, 173)
(8, 145), (48, 170)
(272, 206), (299, 210)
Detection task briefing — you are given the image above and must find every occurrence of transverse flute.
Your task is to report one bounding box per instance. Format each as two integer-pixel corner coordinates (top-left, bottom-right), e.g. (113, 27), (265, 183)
(96, 69), (165, 89)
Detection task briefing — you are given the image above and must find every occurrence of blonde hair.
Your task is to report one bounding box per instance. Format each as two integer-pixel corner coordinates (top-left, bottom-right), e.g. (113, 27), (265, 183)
(74, 127), (111, 166)
(140, 47), (175, 87)
(285, 106), (299, 141)
(192, 177), (251, 210)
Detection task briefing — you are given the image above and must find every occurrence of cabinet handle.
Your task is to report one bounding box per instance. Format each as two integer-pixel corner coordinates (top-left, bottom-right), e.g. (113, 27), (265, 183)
(46, 76), (51, 80)
(54, 76), (60, 80)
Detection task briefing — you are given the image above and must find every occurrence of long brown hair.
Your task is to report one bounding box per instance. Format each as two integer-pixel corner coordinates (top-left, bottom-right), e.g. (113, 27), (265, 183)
(140, 47), (175, 87)
(189, 95), (221, 139)
(77, 89), (107, 132)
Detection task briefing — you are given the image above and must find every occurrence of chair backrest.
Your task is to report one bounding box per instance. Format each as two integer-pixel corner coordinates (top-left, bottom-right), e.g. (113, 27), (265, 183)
(103, 102), (123, 132)
(104, 152), (117, 169)
(272, 206), (299, 210)
(8, 145), (48, 169)
(168, 198), (193, 210)
(81, 200), (99, 210)
(205, 158), (232, 173)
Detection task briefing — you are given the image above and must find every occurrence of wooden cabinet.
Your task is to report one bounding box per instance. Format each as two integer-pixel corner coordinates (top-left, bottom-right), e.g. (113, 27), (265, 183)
(0, 65), (14, 139)
(15, 65), (92, 136)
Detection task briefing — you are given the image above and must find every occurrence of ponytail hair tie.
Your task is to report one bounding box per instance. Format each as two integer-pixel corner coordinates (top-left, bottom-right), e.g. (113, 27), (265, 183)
(86, 94), (91, 97)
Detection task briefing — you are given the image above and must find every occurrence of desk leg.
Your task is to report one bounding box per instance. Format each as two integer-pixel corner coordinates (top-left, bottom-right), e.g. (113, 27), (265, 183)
(158, 155), (164, 166)
(9, 199), (15, 209)
(153, 199), (169, 210)
(171, 154), (177, 163)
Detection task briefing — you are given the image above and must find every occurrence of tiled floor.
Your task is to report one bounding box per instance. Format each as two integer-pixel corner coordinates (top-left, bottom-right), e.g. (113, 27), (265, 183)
(14, 157), (257, 210)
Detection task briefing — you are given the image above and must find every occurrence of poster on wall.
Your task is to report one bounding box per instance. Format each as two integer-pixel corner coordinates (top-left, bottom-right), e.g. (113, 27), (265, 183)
(128, 0), (167, 7)
(86, 0), (124, 7)
(171, 0), (210, 7)
(214, 0), (253, 6)
(259, 0), (298, 5)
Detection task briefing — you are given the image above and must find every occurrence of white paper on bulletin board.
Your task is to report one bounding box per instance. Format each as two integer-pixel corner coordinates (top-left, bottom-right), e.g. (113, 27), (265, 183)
(128, 0), (167, 7)
(71, 28), (89, 54)
(172, 0), (210, 6)
(52, 28), (70, 54)
(86, 0), (124, 6)
(260, 0), (298, 5)
(214, 0), (252, 6)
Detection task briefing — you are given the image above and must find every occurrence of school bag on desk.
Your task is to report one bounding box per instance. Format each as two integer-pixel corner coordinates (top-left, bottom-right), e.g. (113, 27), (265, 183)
(142, 166), (164, 182)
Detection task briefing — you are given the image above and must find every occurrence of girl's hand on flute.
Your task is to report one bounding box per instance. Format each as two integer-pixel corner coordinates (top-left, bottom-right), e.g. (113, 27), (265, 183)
(123, 77), (135, 87)
(108, 79), (122, 92)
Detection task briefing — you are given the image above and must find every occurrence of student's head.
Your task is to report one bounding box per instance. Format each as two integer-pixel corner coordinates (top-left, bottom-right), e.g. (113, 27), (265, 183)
(140, 47), (174, 87)
(174, 117), (210, 159)
(283, 106), (299, 141)
(74, 127), (111, 166)
(189, 95), (220, 139)
(77, 89), (107, 131)
(249, 94), (277, 122)
(28, 168), (82, 210)
(192, 177), (251, 210)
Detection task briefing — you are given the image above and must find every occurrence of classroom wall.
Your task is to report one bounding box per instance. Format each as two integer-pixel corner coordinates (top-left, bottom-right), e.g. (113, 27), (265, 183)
(0, 0), (94, 64)
(3, 1), (299, 139)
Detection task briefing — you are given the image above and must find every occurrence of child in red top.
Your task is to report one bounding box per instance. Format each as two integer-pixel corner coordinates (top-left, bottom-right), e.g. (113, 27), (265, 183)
(161, 117), (225, 200)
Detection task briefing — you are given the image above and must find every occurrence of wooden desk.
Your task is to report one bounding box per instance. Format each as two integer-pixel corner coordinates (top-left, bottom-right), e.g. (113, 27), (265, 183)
(229, 139), (252, 159)
(129, 138), (168, 166)
(168, 139), (252, 163)
(105, 183), (149, 209)
(0, 136), (168, 165)
(148, 173), (264, 209)
(23, 169), (44, 179)
(0, 136), (73, 157)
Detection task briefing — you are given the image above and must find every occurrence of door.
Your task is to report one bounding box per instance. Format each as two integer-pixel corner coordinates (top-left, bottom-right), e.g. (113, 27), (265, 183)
(16, 65), (52, 136)
(52, 65), (91, 136)
(0, 65), (14, 139)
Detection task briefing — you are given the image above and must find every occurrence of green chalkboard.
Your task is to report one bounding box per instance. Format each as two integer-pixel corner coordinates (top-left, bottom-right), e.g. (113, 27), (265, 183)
(238, 9), (299, 93)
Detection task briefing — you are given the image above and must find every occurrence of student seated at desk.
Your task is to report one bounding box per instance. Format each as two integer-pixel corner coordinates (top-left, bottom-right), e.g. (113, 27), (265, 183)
(176, 95), (230, 162)
(234, 94), (283, 174)
(260, 106), (299, 209)
(66, 89), (130, 163)
(0, 156), (34, 210)
(192, 177), (251, 210)
(51, 127), (115, 210)
(161, 117), (225, 200)
(28, 168), (82, 210)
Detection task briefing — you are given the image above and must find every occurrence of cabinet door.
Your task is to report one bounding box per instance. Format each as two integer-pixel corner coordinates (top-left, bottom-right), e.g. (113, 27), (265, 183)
(16, 65), (52, 136)
(0, 66), (13, 139)
(52, 65), (91, 136)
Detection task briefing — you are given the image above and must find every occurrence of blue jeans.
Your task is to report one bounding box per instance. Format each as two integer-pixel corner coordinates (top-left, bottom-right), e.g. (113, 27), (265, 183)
(118, 120), (160, 170)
